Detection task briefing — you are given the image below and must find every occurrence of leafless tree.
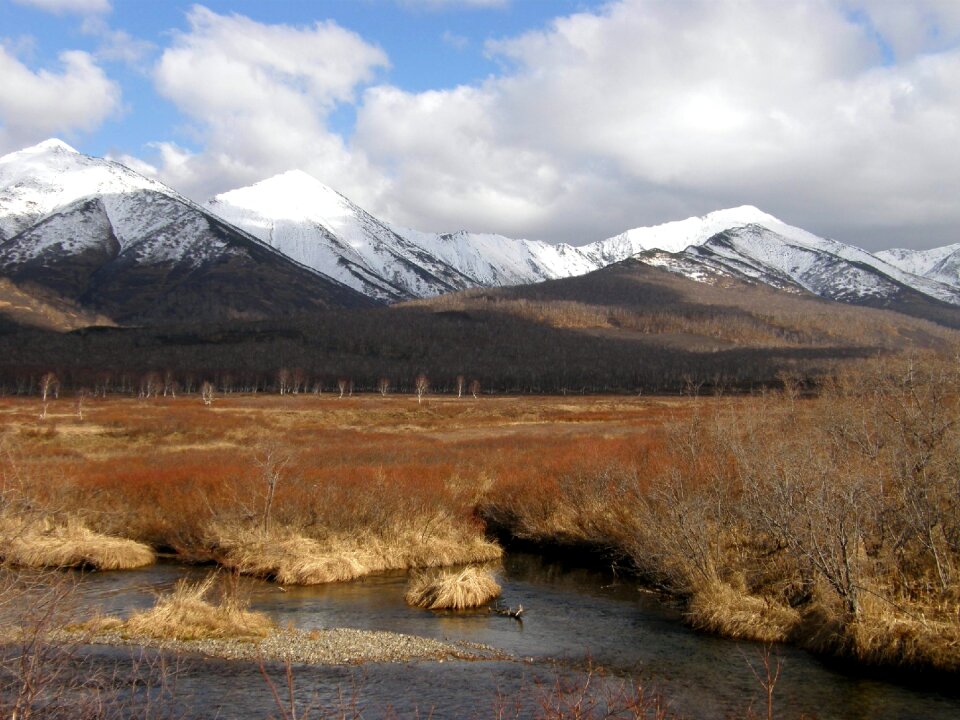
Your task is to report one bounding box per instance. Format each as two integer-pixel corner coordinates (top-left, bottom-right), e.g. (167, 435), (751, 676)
(201, 381), (215, 407)
(415, 374), (429, 405)
(456, 374), (465, 399)
(291, 368), (306, 394)
(378, 377), (390, 397)
(94, 371), (112, 398)
(255, 444), (291, 533)
(75, 388), (89, 421)
(39, 372), (59, 402)
(162, 369), (178, 398)
(337, 378), (349, 399)
(469, 379), (480, 399)
(277, 368), (291, 396)
(139, 371), (162, 399)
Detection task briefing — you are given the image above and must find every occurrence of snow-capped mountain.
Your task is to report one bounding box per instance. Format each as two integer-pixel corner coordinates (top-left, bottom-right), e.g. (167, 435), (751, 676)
(0, 140), (373, 323)
(206, 171), (478, 302)
(877, 245), (960, 288)
(206, 170), (960, 314)
(206, 171), (598, 301)
(584, 206), (960, 310)
(2, 139), (958, 329)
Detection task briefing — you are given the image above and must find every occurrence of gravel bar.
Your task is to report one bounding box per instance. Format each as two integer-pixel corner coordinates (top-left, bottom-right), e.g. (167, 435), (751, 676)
(73, 628), (511, 665)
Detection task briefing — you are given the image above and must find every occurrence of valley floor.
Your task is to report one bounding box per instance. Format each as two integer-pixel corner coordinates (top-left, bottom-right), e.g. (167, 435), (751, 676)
(1, 373), (959, 689)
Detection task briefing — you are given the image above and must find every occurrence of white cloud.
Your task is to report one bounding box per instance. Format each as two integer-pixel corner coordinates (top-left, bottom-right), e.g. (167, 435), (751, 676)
(350, 0), (960, 247)
(441, 30), (470, 50)
(12, 0), (110, 15)
(0, 46), (120, 153)
(846, 0), (960, 60)
(148, 6), (389, 204)
(136, 1), (960, 249)
(81, 17), (155, 65)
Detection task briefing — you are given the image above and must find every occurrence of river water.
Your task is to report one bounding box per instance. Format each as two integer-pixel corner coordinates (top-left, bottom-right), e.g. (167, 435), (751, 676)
(70, 553), (960, 719)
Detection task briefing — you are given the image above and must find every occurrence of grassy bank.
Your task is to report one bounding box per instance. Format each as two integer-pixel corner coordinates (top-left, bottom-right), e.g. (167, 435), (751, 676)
(2, 369), (958, 673)
(480, 356), (960, 673)
(0, 394), (658, 585)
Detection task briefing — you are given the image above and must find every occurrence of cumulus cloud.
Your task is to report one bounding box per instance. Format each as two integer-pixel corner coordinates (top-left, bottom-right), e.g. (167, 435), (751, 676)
(12, 0), (110, 14)
(350, 0), (960, 247)
(148, 6), (389, 203)
(0, 45), (120, 153)
(139, 1), (960, 249)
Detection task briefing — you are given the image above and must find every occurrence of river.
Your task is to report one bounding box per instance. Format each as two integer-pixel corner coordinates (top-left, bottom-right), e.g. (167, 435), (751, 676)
(70, 553), (960, 719)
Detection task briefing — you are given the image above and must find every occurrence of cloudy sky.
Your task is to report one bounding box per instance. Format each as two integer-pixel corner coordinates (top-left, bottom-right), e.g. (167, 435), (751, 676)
(1, 0), (958, 250)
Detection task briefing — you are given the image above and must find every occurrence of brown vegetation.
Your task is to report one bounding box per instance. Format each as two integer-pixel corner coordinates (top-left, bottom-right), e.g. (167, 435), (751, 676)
(119, 574), (273, 641)
(480, 354), (960, 671)
(405, 566), (501, 610)
(0, 518), (154, 571)
(2, 354), (960, 672)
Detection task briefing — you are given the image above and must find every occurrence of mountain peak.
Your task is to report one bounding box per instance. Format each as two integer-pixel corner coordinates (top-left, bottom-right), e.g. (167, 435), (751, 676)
(248, 169), (341, 197)
(26, 138), (79, 155)
(703, 205), (781, 226)
(1, 139), (78, 165)
(209, 170), (355, 224)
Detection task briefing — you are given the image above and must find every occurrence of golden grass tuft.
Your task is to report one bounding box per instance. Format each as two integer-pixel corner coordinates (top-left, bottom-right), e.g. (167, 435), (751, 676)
(210, 523), (503, 585)
(123, 574), (274, 641)
(1, 517), (155, 570)
(686, 581), (800, 643)
(405, 566), (501, 610)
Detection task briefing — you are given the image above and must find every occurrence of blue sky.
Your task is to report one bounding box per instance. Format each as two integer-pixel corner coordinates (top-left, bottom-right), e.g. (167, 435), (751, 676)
(2, 0), (959, 249)
(1, 1), (594, 155)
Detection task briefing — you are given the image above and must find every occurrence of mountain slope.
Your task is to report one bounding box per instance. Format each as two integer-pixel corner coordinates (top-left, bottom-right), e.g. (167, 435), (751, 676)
(574, 207), (960, 328)
(207, 176), (960, 321)
(877, 245), (960, 288)
(0, 141), (375, 324)
(207, 171), (480, 302)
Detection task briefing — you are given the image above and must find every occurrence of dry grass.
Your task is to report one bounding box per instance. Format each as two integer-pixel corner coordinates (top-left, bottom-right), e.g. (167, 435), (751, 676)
(686, 581), (800, 643)
(841, 614), (960, 672)
(121, 574), (273, 641)
(210, 524), (503, 585)
(0, 517), (154, 570)
(405, 566), (501, 610)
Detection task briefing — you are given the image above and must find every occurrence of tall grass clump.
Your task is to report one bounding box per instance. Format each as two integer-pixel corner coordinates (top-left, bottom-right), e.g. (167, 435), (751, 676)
(405, 566), (501, 610)
(0, 517), (155, 570)
(123, 574), (273, 641)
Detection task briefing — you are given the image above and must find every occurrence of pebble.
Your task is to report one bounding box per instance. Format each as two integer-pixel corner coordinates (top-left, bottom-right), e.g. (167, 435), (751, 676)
(76, 627), (511, 666)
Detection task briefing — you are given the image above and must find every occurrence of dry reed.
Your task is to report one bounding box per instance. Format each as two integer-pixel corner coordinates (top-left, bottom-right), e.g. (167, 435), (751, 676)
(1, 518), (154, 570)
(686, 581), (800, 643)
(122, 574), (273, 641)
(405, 566), (501, 610)
(210, 524), (502, 585)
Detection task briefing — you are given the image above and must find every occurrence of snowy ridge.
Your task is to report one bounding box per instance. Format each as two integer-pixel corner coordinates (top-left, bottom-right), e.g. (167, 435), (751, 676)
(586, 207), (960, 307)
(583, 206), (783, 261)
(208, 171), (603, 301)
(0, 139), (167, 244)
(207, 171), (479, 301)
(877, 245), (960, 288)
(2, 139), (959, 319)
(0, 140), (372, 322)
(392, 225), (598, 287)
